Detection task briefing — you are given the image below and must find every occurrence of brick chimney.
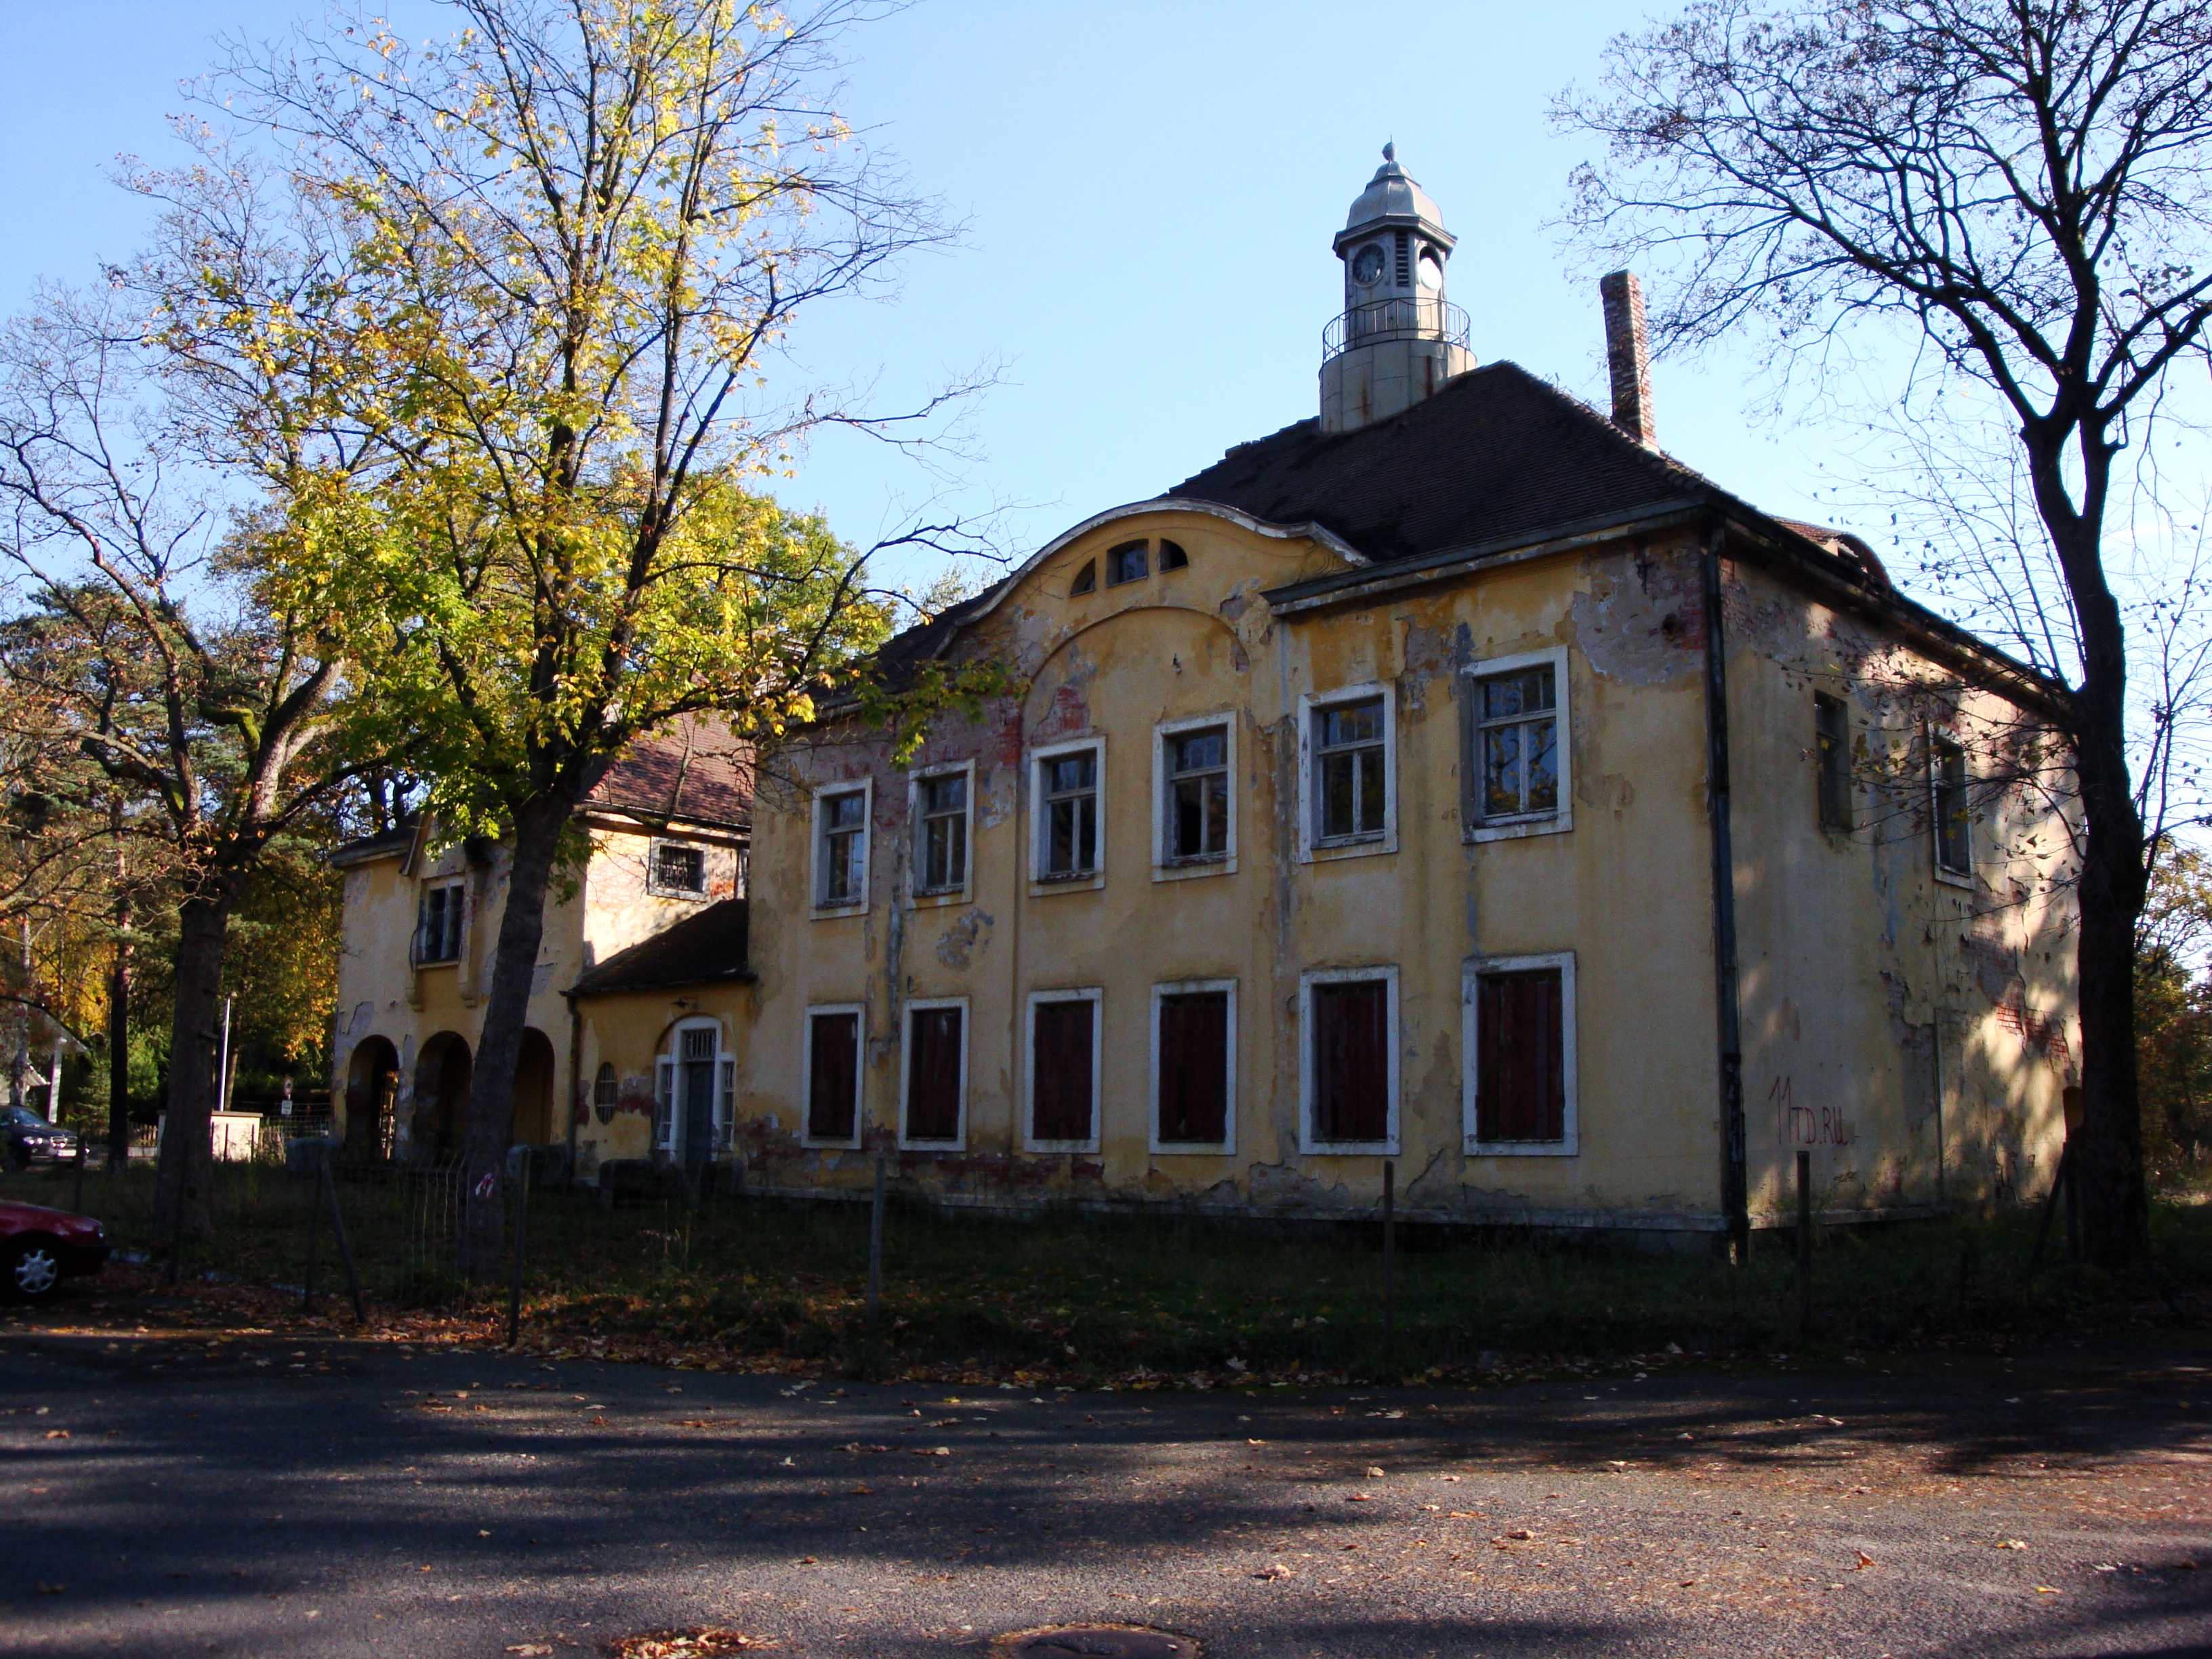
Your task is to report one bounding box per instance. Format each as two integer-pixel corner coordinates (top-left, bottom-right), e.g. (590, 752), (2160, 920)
(1600, 270), (1656, 448)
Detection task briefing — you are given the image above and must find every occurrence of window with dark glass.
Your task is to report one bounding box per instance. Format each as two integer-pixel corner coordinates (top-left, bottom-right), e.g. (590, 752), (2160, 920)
(1474, 968), (1565, 1143)
(917, 772), (968, 893)
(1071, 559), (1097, 596)
(1473, 665), (1558, 822)
(1166, 726), (1229, 861)
(653, 842), (705, 894)
(1106, 540), (1148, 585)
(415, 882), (463, 963)
(1157, 991), (1229, 1144)
(1314, 697), (1387, 842)
(1158, 539), (1189, 571)
(905, 1005), (963, 1143)
(1040, 749), (1099, 880)
(818, 789), (867, 905)
(806, 1010), (860, 1141)
(1932, 739), (1971, 874)
(1814, 694), (1851, 832)
(1311, 979), (1389, 1143)
(1031, 998), (1095, 1143)
(592, 1062), (618, 1119)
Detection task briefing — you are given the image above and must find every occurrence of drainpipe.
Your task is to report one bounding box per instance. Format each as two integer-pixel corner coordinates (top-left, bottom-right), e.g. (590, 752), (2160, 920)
(564, 992), (581, 1185)
(1700, 523), (1750, 1260)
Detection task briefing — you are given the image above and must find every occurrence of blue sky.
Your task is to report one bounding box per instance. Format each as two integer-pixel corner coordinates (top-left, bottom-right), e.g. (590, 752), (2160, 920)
(0, 0), (1858, 592)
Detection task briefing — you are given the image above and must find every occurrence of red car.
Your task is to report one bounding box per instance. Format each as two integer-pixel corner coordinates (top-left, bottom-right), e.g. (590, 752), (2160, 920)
(0, 1201), (108, 1301)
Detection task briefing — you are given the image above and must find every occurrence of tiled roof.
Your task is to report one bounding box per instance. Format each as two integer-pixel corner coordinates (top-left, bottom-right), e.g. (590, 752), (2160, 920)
(1167, 361), (1729, 565)
(568, 898), (751, 998)
(586, 716), (752, 830)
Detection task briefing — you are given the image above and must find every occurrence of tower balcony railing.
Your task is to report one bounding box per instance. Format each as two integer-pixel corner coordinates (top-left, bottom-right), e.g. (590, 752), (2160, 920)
(1322, 295), (1471, 363)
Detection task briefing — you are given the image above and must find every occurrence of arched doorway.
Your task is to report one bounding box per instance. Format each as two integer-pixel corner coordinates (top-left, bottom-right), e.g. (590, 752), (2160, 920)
(413, 1033), (472, 1163)
(512, 1028), (556, 1146)
(343, 1037), (399, 1162)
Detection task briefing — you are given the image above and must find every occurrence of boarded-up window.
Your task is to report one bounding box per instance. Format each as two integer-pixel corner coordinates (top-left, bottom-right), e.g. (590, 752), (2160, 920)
(1031, 998), (1095, 1143)
(1311, 979), (1389, 1143)
(1157, 991), (1229, 1144)
(905, 1006), (963, 1143)
(1475, 968), (1565, 1142)
(807, 1011), (860, 1142)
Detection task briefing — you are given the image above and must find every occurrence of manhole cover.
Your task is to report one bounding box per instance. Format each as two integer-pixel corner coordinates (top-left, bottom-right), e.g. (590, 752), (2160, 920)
(991, 1626), (1200, 1658)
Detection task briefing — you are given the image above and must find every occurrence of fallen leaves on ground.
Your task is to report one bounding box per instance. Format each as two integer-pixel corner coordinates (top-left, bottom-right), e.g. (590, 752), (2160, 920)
(601, 1631), (771, 1657)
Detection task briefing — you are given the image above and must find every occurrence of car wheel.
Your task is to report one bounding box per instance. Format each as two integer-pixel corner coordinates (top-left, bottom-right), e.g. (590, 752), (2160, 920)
(5, 1238), (62, 1300)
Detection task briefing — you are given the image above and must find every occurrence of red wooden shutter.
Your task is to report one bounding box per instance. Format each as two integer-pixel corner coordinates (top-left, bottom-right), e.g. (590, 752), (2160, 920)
(1476, 969), (1564, 1141)
(1157, 991), (1229, 1143)
(1311, 980), (1388, 1142)
(1031, 999), (1094, 1143)
(905, 1006), (963, 1142)
(807, 1012), (859, 1141)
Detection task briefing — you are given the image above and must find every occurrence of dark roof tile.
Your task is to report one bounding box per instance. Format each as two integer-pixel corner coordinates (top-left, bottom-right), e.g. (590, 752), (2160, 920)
(569, 898), (751, 998)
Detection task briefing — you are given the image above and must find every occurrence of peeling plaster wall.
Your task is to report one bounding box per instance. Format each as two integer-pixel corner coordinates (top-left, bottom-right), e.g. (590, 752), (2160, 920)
(1722, 558), (2076, 1217)
(739, 515), (1760, 1224)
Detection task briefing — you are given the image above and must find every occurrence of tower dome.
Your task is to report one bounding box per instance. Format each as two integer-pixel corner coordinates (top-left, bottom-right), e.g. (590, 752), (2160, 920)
(1319, 144), (1475, 433)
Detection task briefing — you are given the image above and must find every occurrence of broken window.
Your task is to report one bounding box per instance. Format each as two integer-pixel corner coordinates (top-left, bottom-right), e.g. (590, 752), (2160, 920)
(414, 882), (463, 964)
(817, 787), (868, 907)
(1155, 987), (1231, 1145)
(904, 1002), (964, 1144)
(1036, 745), (1101, 881)
(1473, 663), (1558, 823)
(1931, 738), (1971, 875)
(806, 1008), (861, 1143)
(1473, 967), (1566, 1143)
(1029, 994), (1097, 1145)
(916, 771), (969, 894)
(1106, 540), (1148, 585)
(1308, 975), (1391, 1145)
(652, 841), (705, 895)
(1814, 693), (1851, 832)
(1164, 724), (1229, 863)
(1313, 695), (1388, 844)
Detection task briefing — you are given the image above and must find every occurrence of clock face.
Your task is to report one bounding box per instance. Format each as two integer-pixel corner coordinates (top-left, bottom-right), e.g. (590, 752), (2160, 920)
(1350, 243), (1385, 287)
(1417, 249), (1445, 290)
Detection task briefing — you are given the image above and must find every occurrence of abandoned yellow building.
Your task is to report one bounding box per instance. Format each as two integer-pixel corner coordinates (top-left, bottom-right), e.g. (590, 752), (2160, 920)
(330, 148), (2078, 1240)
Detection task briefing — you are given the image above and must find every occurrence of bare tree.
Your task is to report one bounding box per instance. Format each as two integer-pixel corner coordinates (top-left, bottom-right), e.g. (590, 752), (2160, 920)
(1555, 0), (2212, 1263)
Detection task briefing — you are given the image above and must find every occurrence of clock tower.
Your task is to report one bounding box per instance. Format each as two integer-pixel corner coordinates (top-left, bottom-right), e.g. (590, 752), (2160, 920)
(1319, 145), (1475, 433)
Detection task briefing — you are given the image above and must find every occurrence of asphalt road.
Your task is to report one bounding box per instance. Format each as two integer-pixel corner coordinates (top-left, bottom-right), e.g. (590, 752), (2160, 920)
(3, 1314), (2210, 1658)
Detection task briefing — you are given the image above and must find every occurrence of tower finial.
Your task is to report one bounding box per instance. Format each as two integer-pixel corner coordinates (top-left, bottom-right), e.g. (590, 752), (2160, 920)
(1382, 140), (1395, 163)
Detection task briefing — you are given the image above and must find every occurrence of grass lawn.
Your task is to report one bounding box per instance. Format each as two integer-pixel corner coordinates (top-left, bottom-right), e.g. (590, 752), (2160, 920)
(16, 1160), (2210, 1385)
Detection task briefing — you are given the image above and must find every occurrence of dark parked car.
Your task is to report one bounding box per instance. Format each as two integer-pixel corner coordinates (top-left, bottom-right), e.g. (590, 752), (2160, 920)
(1, 1107), (80, 1169)
(0, 1200), (107, 1300)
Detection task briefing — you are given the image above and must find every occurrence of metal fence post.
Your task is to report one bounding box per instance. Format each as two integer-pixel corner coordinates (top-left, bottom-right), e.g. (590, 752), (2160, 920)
(866, 1152), (886, 1322)
(508, 1149), (533, 1348)
(1795, 1149), (1813, 1336)
(322, 1155), (366, 1323)
(303, 1147), (324, 1316)
(1382, 1160), (1397, 1368)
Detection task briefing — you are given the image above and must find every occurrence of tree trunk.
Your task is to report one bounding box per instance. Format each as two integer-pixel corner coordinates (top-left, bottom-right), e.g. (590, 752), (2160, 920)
(457, 795), (572, 1278)
(154, 890), (234, 1242)
(107, 884), (130, 1170)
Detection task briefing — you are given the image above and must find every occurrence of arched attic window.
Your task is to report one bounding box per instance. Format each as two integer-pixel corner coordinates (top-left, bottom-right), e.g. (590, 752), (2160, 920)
(1070, 560), (1097, 596)
(1158, 539), (1189, 570)
(1106, 541), (1148, 585)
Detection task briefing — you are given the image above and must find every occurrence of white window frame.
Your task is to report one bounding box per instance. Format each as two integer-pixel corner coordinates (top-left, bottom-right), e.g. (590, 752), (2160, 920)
(1927, 729), (1973, 887)
(1029, 736), (1107, 895)
(647, 838), (710, 900)
(1152, 713), (1237, 882)
(811, 777), (874, 916)
(907, 761), (976, 907)
(1461, 950), (1580, 1157)
(1462, 645), (1573, 844)
(655, 1017), (734, 1158)
(1297, 682), (1398, 861)
(800, 1002), (866, 1149)
(1022, 985), (1103, 1154)
(897, 996), (970, 1151)
(1149, 977), (1237, 1155)
(1297, 964), (1399, 1155)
